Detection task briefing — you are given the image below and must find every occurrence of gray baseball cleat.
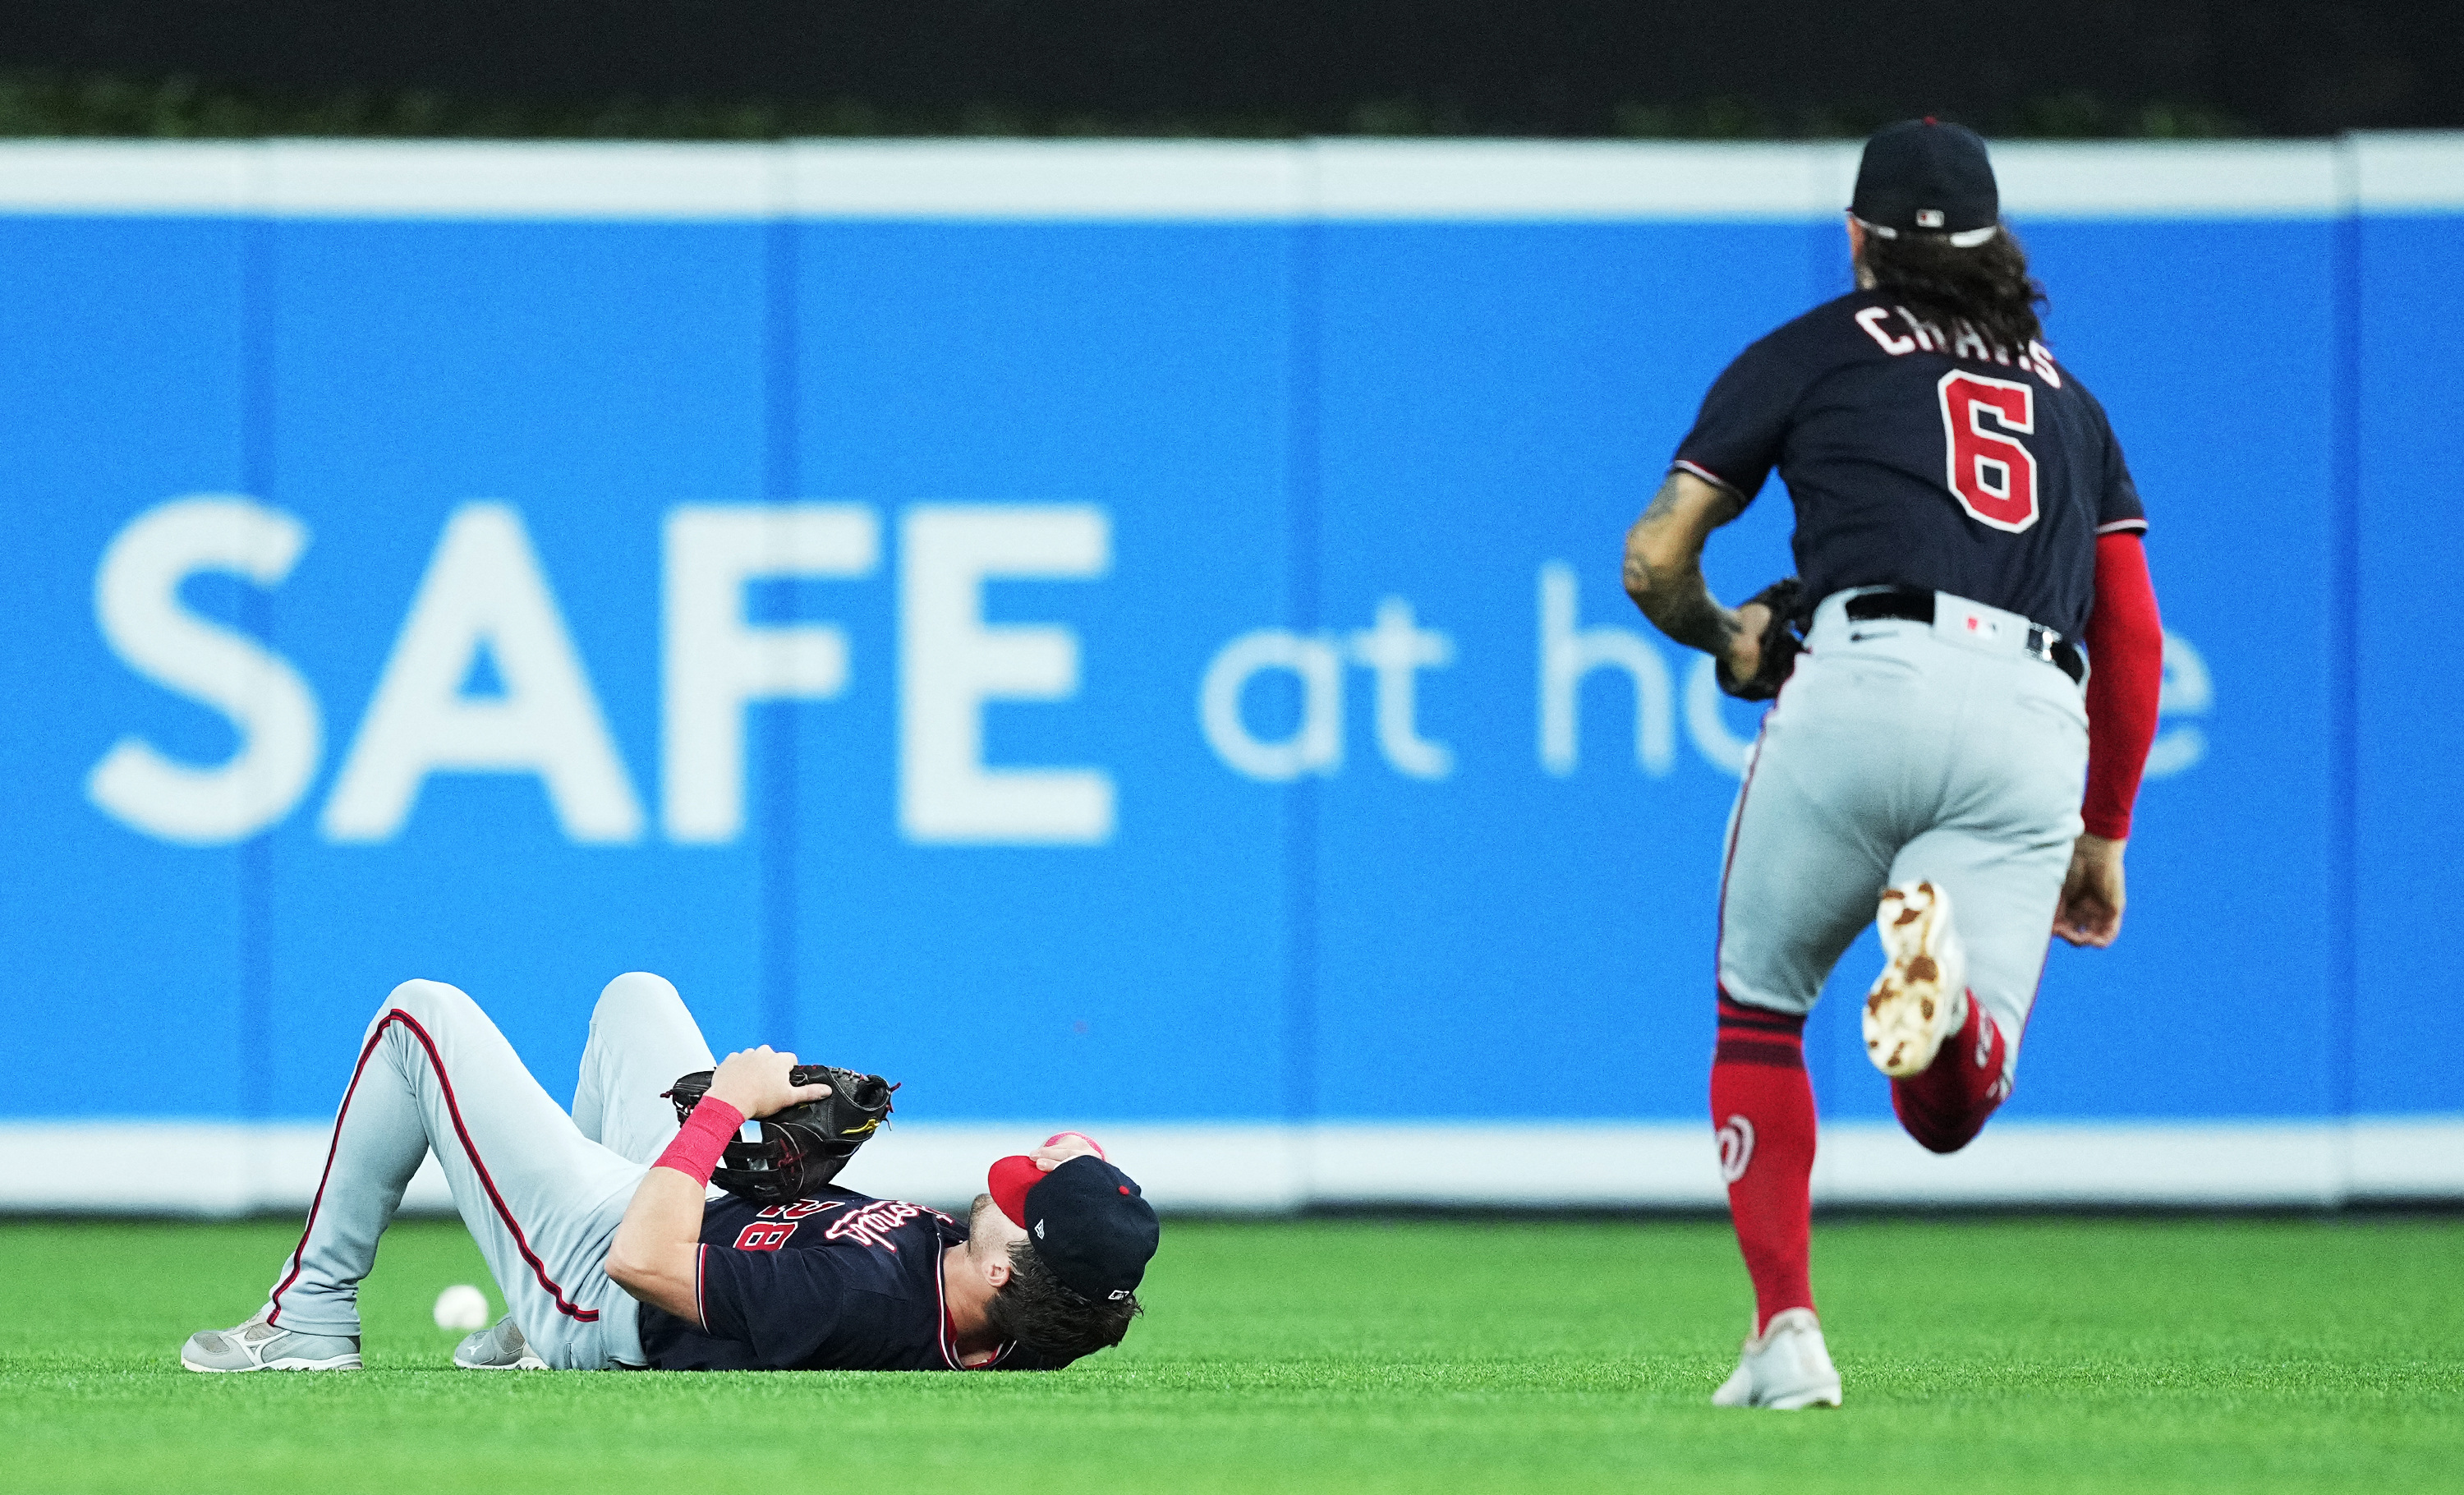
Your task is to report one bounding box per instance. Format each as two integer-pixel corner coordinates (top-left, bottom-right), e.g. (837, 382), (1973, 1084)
(453, 1314), (547, 1370)
(1711, 1308), (1843, 1409)
(181, 1308), (361, 1373)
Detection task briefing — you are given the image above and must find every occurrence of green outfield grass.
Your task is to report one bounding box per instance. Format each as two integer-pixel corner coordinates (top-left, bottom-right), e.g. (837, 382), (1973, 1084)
(2, 1215), (2458, 1493)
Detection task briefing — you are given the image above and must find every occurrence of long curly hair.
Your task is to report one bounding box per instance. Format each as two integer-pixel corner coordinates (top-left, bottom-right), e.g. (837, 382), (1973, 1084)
(1859, 217), (2047, 354)
(985, 1239), (1143, 1364)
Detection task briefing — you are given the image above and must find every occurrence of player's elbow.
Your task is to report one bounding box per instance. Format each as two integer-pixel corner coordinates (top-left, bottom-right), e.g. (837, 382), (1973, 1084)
(604, 1232), (668, 1295)
(605, 1240), (696, 1318)
(608, 1251), (701, 1325)
(1624, 521), (1703, 614)
(603, 1242), (648, 1293)
(1620, 550), (1651, 606)
(1620, 526), (1666, 607)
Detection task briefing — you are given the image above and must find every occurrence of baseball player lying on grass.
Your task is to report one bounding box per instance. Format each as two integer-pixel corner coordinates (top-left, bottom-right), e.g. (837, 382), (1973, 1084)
(181, 972), (1158, 1373)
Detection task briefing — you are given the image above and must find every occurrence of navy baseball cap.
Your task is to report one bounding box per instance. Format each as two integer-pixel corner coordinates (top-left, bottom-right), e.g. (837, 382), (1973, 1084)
(1851, 118), (2000, 246)
(987, 1152), (1161, 1302)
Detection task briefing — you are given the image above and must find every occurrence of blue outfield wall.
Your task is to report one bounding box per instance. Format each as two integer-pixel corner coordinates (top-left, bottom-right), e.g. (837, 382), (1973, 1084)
(0, 138), (2456, 1208)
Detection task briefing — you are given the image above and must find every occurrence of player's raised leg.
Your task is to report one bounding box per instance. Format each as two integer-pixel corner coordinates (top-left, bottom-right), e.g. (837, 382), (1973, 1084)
(182, 978), (650, 1373)
(1879, 665), (2086, 1152)
(571, 971), (718, 1166)
(451, 971), (720, 1372)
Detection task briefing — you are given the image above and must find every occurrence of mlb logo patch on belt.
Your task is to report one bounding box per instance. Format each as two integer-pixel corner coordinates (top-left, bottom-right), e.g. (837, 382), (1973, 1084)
(1957, 609), (2001, 639)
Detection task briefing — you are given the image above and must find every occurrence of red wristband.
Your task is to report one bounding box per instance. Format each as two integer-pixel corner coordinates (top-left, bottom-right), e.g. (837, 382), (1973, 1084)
(655, 1097), (747, 1185)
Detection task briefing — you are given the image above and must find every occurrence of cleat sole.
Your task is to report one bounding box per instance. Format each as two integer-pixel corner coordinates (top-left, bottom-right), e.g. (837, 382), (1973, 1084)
(1863, 881), (1965, 1079)
(180, 1353), (361, 1373)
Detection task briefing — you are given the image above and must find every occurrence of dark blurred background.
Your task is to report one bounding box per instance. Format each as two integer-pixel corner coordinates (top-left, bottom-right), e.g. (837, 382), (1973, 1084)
(0, 2), (2458, 140)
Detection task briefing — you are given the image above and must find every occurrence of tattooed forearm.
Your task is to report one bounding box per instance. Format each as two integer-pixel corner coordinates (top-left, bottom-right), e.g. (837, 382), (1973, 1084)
(1622, 472), (1746, 658)
(1634, 564), (1740, 657)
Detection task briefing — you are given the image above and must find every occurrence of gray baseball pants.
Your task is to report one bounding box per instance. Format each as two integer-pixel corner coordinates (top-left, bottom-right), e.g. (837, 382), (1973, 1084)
(260, 972), (716, 1368)
(1715, 587), (2089, 1074)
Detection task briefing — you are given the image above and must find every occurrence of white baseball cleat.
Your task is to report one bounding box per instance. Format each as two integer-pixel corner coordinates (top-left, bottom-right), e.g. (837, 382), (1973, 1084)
(1711, 1308), (1843, 1409)
(1863, 881), (1970, 1079)
(453, 1315), (548, 1370)
(180, 1308), (361, 1373)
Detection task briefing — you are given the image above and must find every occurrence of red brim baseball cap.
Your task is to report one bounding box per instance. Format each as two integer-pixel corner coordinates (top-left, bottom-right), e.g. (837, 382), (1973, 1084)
(986, 1153), (1160, 1302)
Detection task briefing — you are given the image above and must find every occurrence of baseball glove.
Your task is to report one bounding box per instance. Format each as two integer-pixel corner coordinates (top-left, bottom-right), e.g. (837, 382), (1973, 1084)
(664, 1063), (898, 1205)
(1714, 577), (1806, 702)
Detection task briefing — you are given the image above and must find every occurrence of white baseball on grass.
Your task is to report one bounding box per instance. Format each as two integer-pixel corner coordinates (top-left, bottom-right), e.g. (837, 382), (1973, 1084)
(433, 1283), (492, 1332)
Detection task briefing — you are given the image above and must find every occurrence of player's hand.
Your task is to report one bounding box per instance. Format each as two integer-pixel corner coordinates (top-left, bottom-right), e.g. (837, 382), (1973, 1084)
(1725, 601), (1771, 683)
(1030, 1132), (1106, 1172)
(2053, 833), (2126, 947)
(707, 1046), (834, 1120)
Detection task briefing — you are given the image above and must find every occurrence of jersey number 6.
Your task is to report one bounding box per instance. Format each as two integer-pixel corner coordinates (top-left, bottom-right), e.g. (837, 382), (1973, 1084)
(1937, 370), (2039, 532)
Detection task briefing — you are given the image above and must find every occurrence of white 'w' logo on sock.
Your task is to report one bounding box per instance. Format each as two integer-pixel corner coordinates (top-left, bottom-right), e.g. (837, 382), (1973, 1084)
(1717, 1114), (1757, 1183)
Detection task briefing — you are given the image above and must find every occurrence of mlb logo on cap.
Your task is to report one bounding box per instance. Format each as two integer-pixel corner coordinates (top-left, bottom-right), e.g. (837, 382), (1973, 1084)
(1851, 118), (2002, 248)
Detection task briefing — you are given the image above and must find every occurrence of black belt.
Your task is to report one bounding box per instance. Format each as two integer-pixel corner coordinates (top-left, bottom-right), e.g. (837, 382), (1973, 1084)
(1842, 587), (2085, 685)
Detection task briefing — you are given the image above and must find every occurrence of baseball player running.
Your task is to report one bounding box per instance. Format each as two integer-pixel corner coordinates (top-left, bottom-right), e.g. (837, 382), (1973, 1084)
(1622, 120), (2166, 1408)
(180, 972), (1158, 1373)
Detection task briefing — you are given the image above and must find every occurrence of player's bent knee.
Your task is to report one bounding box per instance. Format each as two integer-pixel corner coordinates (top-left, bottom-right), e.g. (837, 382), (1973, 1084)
(1904, 1118), (1986, 1155)
(383, 978), (479, 1025)
(1892, 1079), (2012, 1155)
(593, 971), (683, 1024)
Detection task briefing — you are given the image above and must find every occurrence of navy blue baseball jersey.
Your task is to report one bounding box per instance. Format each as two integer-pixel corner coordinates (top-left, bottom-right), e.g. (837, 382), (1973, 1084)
(637, 1189), (1065, 1372)
(1673, 288), (2145, 638)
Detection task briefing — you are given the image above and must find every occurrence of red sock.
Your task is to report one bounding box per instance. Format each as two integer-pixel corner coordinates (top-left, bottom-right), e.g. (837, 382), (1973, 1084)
(1712, 994), (1817, 1333)
(1891, 991), (2011, 1154)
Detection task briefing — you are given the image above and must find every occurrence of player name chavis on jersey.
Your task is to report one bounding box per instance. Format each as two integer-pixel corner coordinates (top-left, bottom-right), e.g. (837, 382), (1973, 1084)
(1852, 304), (2064, 386)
